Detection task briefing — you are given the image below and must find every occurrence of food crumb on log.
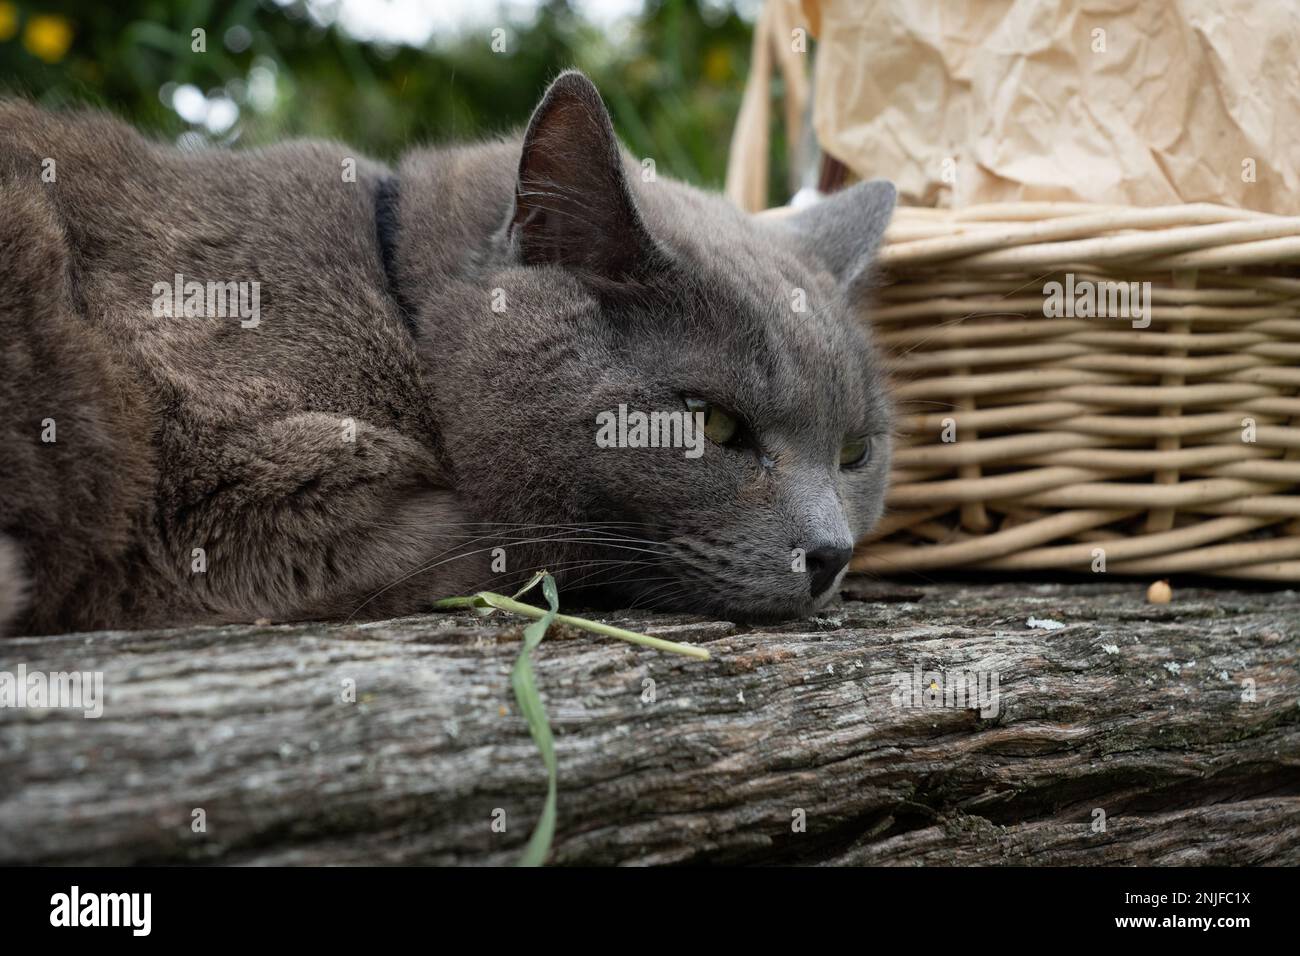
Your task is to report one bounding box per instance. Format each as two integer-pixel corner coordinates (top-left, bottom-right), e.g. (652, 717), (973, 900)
(1147, 580), (1173, 604)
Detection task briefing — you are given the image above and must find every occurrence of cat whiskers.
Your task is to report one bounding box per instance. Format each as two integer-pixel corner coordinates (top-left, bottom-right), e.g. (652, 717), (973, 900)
(345, 523), (673, 621)
(624, 577), (696, 613)
(455, 556), (663, 601)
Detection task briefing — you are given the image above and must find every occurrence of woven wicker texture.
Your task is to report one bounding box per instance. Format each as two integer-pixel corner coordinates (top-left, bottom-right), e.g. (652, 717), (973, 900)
(856, 202), (1300, 581)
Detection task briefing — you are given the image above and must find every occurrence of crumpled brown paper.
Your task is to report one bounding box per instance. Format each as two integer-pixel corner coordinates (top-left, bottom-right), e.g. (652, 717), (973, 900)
(810, 0), (1300, 213)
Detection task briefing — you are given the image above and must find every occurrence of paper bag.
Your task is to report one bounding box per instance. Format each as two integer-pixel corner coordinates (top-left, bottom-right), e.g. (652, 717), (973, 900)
(810, 0), (1300, 212)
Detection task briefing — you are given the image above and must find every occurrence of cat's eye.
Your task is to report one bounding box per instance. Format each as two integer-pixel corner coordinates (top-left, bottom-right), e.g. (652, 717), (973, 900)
(684, 397), (740, 445)
(839, 436), (873, 469)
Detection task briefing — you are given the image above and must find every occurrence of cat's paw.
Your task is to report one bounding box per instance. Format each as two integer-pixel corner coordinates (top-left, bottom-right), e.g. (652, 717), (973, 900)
(227, 412), (443, 497)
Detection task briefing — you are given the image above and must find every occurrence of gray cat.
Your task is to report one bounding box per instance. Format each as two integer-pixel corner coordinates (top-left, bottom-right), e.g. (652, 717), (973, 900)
(0, 71), (895, 636)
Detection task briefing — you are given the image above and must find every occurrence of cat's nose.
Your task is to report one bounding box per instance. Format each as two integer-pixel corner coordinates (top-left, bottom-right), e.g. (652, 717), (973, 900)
(806, 544), (853, 597)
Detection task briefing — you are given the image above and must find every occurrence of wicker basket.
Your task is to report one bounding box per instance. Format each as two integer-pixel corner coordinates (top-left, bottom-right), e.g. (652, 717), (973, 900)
(854, 202), (1300, 581)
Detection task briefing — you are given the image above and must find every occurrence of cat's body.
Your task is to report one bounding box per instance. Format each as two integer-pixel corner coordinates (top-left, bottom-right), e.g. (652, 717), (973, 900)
(0, 73), (896, 636)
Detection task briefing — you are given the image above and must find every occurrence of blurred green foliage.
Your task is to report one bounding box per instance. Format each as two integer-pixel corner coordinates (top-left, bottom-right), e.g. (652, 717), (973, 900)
(0, 0), (789, 200)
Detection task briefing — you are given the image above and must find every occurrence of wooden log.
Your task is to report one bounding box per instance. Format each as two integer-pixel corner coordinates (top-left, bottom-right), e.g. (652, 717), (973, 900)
(1, 580), (1297, 865)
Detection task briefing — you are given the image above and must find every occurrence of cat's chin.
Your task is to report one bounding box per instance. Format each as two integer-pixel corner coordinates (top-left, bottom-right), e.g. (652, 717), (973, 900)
(711, 596), (842, 625)
(646, 571), (850, 624)
(569, 583), (839, 624)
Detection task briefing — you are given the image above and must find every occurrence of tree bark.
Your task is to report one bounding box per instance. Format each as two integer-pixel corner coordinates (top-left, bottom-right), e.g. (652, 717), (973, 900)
(2, 580), (1297, 865)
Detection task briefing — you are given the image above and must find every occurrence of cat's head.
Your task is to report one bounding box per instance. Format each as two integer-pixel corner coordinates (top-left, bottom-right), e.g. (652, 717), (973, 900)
(424, 71), (895, 621)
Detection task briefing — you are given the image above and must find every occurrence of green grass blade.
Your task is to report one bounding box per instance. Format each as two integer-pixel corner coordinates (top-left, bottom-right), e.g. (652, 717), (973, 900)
(510, 573), (560, 867)
(477, 593), (710, 660)
(431, 571), (711, 865)
(510, 570), (548, 599)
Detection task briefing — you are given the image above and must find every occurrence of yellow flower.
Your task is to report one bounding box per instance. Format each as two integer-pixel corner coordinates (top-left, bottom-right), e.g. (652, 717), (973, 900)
(24, 14), (74, 63)
(0, 3), (19, 42)
(703, 46), (732, 84)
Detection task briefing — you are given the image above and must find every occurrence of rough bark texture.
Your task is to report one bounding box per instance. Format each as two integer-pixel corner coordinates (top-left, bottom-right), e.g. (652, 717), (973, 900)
(2, 579), (1298, 865)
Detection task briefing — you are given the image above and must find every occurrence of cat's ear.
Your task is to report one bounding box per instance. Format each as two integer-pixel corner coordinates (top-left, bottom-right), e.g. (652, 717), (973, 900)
(783, 179), (896, 295)
(508, 70), (654, 282)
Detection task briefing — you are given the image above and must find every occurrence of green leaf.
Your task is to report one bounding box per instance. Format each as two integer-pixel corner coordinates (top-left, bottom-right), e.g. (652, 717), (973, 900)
(431, 571), (710, 866)
(510, 572), (560, 866)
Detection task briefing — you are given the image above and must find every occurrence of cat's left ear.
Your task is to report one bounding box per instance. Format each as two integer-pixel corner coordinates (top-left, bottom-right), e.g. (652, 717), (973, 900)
(508, 70), (655, 282)
(781, 179), (897, 297)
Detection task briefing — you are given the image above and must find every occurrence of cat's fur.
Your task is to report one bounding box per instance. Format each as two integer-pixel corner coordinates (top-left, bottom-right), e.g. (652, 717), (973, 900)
(0, 71), (895, 636)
